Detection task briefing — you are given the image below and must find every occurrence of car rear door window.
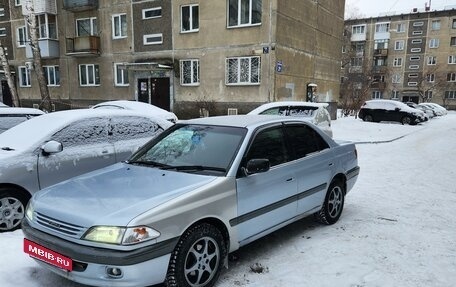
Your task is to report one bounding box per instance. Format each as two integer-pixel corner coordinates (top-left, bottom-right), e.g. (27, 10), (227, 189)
(51, 118), (109, 146)
(245, 126), (288, 167)
(285, 124), (329, 160)
(108, 116), (163, 141)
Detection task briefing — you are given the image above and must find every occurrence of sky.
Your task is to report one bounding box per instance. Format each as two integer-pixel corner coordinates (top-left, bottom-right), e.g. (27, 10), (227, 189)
(1, 111), (456, 287)
(345, 0), (456, 18)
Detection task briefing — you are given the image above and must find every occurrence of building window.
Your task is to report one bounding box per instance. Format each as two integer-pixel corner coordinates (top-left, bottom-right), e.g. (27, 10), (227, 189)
(43, 66), (60, 86)
(448, 73), (456, 82)
(431, 20), (441, 30)
(412, 31), (423, 35)
(425, 91), (433, 100)
(410, 56), (420, 61)
(143, 34), (163, 45)
(181, 4), (199, 33)
(391, 90), (400, 99)
(445, 91), (456, 99)
(180, 59), (200, 86)
(451, 37), (456, 47)
(142, 7), (162, 19)
(374, 39), (388, 49)
(448, 55), (456, 64)
(452, 19), (456, 29)
(228, 0), (262, 28)
(350, 57), (363, 67)
(413, 21), (424, 27)
(394, 40), (404, 50)
(0, 28), (6, 37)
(112, 14), (127, 39)
(408, 82), (418, 86)
(427, 73), (435, 83)
(76, 17), (97, 36)
(38, 14), (57, 39)
(408, 73), (418, 78)
(411, 48), (421, 53)
(375, 22), (390, 33)
(114, 63), (129, 86)
(0, 8), (5, 17)
(409, 65), (419, 70)
(226, 56), (260, 85)
(411, 39), (422, 44)
(429, 38), (439, 48)
(372, 91), (382, 99)
(392, 74), (401, 83)
(352, 25), (365, 34)
(15, 0), (21, 6)
(17, 26), (27, 47)
(427, 56), (436, 65)
(79, 64), (100, 86)
(396, 23), (405, 32)
(19, 66), (31, 87)
(393, 58), (402, 67)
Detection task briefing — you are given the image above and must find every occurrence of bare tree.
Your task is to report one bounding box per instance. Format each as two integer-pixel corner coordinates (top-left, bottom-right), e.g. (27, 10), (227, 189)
(24, 2), (52, 112)
(0, 42), (19, 107)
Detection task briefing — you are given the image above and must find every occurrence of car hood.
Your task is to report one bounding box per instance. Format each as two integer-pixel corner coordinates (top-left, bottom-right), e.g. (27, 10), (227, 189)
(32, 163), (218, 227)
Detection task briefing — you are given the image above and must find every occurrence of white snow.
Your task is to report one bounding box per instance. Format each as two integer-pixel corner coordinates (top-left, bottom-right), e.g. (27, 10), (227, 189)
(1, 112), (456, 287)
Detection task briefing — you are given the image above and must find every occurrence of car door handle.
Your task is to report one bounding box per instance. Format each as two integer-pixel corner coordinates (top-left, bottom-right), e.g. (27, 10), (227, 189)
(101, 150), (109, 154)
(329, 163), (334, 167)
(286, 178), (295, 182)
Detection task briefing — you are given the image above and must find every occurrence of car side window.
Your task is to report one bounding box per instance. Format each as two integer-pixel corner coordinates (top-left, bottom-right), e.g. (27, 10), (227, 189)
(51, 118), (109, 147)
(108, 116), (163, 141)
(285, 124), (329, 160)
(288, 106), (317, 117)
(259, 107), (287, 116)
(245, 126), (288, 167)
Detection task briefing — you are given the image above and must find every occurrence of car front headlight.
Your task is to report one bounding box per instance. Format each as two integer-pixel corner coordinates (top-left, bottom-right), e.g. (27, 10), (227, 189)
(82, 226), (160, 245)
(25, 201), (35, 222)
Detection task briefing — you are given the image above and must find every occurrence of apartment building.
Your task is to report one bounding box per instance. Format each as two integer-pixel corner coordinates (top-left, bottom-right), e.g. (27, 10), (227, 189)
(344, 8), (456, 109)
(0, 0), (345, 117)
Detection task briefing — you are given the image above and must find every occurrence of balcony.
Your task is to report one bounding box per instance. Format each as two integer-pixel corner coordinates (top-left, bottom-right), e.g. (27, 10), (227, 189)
(372, 66), (388, 74)
(22, 0), (57, 15)
(25, 39), (60, 59)
(374, 49), (388, 57)
(66, 36), (101, 56)
(63, 0), (98, 12)
(371, 82), (386, 90)
(351, 33), (366, 42)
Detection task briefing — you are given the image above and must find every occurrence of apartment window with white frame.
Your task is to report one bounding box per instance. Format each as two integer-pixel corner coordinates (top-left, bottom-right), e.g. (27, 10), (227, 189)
(228, 0), (262, 28)
(448, 73), (456, 82)
(392, 74), (401, 83)
(453, 19), (456, 29)
(16, 26), (27, 47)
(375, 39), (388, 49)
(408, 82), (418, 86)
(393, 57), (402, 67)
(408, 73), (418, 78)
(19, 66), (31, 87)
(450, 55), (456, 64)
(451, 37), (456, 46)
(410, 56), (420, 61)
(142, 7), (162, 19)
(429, 38), (439, 48)
(396, 23), (405, 33)
(394, 40), (404, 50)
(143, 34), (163, 45)
(351, 57), (363, 67)
(413, 21), (424, 27)
(0, 8), (5, 17)
(427, 73), (435, 83)
(181, 4), (199, 32)
(411, 39), (422, 44)
(391, 90), (400, 99)
(226, 56), (260, 85)
(425, 91), (433, 100)
(180, 59), (200, 85)
(15, 0), (21, 6)
(409, 64), (419, 70)
(112, 14), (127, 39)
(43, 66), (60, 86)
(76, 17), (97, 36)
(427, 56), (436, 65)
(352, 25), (365, 34)
(431, 20), (441, 30)
(372, 91), (382, 99)
(411, 48), (421, 53)
(375, 22), (390, 33)
(0, 28), (6, 37)
(114, 63), (129, 86)
(412, 31), (423, 35)
(79, 64), (100, 86)
(445, 91), (456, 99)
(38, 14), (57, 39)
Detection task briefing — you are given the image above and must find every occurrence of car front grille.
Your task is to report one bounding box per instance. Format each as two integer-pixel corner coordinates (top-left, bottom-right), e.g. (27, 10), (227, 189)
(36, 212), (86, 238)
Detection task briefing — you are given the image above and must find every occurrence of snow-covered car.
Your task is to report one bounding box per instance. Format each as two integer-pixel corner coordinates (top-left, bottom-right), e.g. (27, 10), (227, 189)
(405, 102), (432, 120)
(22, 115), (359, 287)
(0, 109), (172, 232)
(92, 100), (178, 123)
(0, 107), (45, 133)
(248, 101), (333, 137)
(358, 99), (426, 125)
(419, 103), (447, 116)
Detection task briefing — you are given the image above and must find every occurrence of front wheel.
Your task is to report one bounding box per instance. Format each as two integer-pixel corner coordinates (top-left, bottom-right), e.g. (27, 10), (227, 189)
(315, 180), (345, 225)
(363, 114), (373, 122)
(0, 188), (30, 232)
(165, 223), (226, 287)
(401, 116), (412, 125)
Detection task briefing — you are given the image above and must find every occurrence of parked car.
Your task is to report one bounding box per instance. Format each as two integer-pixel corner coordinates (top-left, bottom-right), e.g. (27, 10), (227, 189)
(405, 102), (432, 120)
(22, 115), (359, 287)
(358, 99), (426, 125)
(0, 107), (45, 133)
(248, 101), (333, 137)
(0, 109), (172, 232)
(92, 100), (178, 123)
(419, 103), (447, 116)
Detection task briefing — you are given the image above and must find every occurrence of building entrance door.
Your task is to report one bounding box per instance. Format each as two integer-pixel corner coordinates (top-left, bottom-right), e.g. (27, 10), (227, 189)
(1, 80), (13, 106)
(137, 77), (170, 111)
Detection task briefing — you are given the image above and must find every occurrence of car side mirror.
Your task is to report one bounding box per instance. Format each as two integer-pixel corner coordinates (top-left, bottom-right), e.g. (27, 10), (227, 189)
(245, 159), (270, 175)
(41, 140), (63, 156)
(395, 107), (400, 111)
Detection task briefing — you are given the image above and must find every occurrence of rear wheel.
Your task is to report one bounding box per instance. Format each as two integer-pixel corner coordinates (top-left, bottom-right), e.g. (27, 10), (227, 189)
(315, 180), (345, 225)
(165, 223), (226, 287)
(0, 188), (30, 232)
(401, 116), (412, 125)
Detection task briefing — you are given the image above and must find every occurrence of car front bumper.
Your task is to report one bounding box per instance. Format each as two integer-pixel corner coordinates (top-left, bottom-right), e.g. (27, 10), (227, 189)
(22, 219), (177, 287)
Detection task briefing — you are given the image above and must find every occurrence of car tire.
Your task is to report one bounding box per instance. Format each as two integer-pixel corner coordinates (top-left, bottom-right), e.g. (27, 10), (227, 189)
(165, 223), (226, 287)
(315, 180), (345, 225)
(363, 114), (373, 122)
(0, 188), (30, 232)
(401, 116), (412, 125)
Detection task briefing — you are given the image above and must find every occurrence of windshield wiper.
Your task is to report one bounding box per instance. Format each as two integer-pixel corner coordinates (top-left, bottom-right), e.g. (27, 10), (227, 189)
(126, 160), (170, 168)
(1, 147), (14, 151)
(161, 165), (226, 173)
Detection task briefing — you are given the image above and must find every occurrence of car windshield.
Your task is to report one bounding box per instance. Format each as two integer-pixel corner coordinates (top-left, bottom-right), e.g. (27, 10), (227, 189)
(129, 124), (247, 175)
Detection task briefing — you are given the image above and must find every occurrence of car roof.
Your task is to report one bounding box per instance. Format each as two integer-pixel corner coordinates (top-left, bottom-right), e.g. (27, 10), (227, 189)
(0, 107), (45, 115)
(179, 115), (308, 129)
(92, 100), (177, 119)
(248, 101), (328, 114)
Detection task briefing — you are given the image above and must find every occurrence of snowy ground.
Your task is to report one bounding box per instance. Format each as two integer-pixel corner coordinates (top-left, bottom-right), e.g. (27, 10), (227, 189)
(1, 113), (456, 287)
